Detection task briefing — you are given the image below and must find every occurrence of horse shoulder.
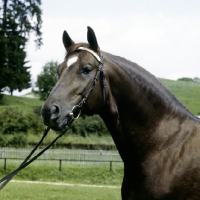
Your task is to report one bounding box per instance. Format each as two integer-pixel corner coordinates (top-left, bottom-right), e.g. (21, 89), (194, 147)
(143, 117), (200, 198)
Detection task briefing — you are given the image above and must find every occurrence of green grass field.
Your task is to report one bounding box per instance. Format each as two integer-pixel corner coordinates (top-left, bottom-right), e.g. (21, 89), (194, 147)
(0, 181), (121, 200)
(0, 162), (123, 185)
(0, 162), (123, 200)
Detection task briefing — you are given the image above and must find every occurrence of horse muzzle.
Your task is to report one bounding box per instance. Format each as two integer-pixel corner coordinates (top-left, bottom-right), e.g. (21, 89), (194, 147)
(41, 104), (64, 131)
(41, 104), (81, 131)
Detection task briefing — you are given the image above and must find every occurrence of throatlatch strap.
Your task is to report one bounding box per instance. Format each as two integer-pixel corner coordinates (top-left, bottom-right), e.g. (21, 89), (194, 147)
(100, 70), (106, 106)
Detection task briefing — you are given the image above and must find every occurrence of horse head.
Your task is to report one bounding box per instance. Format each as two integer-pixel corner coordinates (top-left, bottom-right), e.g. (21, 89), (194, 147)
(41, 27), (106, 131)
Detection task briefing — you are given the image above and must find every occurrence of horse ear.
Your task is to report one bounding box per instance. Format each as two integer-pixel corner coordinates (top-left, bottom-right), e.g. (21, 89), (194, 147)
(87, 26), (100, 52)
(62, 30), (74, 50)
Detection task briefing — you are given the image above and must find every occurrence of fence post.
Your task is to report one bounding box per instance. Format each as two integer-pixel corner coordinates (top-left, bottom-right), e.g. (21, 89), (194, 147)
(2, 150), (5, 159)
(110, 161), (112, 172)
(83, 152), (85, 163)
(4, 158), (6, 170)
(100, 150), (102, 162)
(59, 159), (62, 171)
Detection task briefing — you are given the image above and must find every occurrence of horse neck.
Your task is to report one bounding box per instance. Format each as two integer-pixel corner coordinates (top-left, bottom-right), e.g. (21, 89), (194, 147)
(101, 52), (171, 128)
(100, 52), (195, 161)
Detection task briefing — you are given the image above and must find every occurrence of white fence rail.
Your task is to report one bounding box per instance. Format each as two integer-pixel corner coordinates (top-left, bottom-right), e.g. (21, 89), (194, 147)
(0, 148), (122, 163)
(0, 148), (122, 171)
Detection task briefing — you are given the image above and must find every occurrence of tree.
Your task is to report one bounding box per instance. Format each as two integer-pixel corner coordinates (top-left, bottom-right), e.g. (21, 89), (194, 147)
(177, 77), (194, 82)
(35, 61), (58, 100)
(193, 77), (200, 83)
(0, 0), (42, 95)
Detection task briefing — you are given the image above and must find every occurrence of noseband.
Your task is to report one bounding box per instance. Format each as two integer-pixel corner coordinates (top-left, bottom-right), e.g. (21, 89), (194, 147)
(0, 47), (105, 190)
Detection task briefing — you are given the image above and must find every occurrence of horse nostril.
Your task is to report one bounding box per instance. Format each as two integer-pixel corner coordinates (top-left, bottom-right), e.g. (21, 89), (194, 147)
(51, 106), (56, 114)
(51, 105), (60, 115)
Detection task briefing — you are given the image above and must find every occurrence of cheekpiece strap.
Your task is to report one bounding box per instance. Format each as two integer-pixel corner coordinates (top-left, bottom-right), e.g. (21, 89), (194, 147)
(76, 46), (105, 108)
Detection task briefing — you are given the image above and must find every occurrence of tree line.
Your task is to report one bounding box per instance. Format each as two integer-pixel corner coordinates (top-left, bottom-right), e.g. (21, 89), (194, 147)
(0, 0), (42, 96)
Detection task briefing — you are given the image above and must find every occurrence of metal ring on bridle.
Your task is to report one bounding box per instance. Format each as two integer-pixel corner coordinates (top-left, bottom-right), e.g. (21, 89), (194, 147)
(68, 105), (81, 119)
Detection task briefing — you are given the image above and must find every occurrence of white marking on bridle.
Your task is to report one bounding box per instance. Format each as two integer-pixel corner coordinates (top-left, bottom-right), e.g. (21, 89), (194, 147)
(67, 56), (78, 68)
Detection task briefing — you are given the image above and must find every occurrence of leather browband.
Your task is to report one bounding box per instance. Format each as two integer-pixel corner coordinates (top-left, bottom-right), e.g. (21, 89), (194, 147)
(77, 47), (101, 62)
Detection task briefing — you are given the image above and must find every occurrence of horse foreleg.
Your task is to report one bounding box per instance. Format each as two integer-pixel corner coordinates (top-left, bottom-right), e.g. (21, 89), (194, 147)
(121, 165), (141, 200)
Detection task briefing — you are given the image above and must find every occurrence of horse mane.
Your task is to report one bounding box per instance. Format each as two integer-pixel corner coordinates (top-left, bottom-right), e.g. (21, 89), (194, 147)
(104, 52), (198, 120)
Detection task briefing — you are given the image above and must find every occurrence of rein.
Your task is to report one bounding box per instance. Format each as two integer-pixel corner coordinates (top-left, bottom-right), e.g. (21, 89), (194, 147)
(0, 47), (105, 190)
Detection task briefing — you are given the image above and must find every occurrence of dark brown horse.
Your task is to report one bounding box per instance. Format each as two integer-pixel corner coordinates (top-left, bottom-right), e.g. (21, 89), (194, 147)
(41, 27), (200, 200)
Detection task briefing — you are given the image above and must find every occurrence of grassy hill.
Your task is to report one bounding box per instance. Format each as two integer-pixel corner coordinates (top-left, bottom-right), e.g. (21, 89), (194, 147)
(159, 78), (200, 115)
(1, 78), (200, 115)
(0, 94), (43, 114)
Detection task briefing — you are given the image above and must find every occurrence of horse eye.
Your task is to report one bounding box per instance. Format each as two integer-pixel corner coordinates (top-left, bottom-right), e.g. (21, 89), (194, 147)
(81, 66), (92, 74)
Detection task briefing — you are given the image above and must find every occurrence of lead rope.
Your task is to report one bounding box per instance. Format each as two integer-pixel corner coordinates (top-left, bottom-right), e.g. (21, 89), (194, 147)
(0, 116), (75, 190)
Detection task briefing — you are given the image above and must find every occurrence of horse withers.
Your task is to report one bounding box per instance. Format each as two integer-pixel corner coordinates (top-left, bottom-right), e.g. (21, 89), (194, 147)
(41, 27), (200, 200)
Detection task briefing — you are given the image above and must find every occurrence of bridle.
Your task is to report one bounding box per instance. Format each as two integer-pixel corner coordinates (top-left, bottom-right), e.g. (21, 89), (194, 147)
(67, 47), (106, 122)
(0, 47), (105, 190)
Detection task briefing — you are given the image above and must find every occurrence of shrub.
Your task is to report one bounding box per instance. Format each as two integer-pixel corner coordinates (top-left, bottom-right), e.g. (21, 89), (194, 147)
(0, 107), (44, 135)
(33, 106), (42, 116)
(70, 115), (109, 137)
(0, 107), (28, 134)
(26, 112), (44, 134)
(8, 133), (27, 147)
(0, 134), (8, 147)
(177, 77), (194, 82)
(36, 61), (58, 100)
